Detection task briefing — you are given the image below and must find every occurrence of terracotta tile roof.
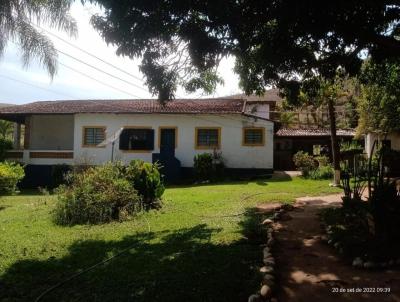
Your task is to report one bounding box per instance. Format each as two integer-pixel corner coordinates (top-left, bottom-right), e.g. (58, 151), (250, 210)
(276, 128), (355, 137)
(0, 98), (245, 115)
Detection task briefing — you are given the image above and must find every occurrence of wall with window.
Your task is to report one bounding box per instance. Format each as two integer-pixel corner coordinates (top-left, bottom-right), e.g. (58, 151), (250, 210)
(29, 115), (74, 150)
(73, 113), (274, 169)
(365, 131), (400, 156)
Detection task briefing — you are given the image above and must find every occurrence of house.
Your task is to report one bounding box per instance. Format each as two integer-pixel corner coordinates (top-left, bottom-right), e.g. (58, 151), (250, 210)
(365, 131), (400, 176)
(274, 128), (356, 170)
(222, 89), (281, 120)
(0, 98), (274, 186)
(365, 131), (400, 156)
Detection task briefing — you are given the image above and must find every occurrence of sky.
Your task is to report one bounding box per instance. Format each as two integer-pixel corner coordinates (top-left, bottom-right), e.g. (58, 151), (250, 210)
(0, 2), (241, 105)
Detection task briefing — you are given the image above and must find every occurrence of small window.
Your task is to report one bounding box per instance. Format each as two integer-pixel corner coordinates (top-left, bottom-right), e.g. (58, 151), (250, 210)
(83, 127), (105, 147)
(195, 128), (221, 149)
(243, 128), (265, 146)
(119, 128), (154, 151)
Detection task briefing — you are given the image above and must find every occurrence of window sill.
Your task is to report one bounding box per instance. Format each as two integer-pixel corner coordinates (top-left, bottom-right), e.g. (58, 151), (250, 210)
(82, 145), (106, 148)
(120, 150), (153, 153)
(195, 146), (220, 150)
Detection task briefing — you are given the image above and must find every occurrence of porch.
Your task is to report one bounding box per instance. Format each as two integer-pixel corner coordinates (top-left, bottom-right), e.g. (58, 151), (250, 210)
(5, 149), (74, 164)
(3, 114), (75, 165)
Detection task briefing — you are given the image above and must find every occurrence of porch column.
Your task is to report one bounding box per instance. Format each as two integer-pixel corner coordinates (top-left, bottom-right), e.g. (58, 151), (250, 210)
(23, 116), (31, 149)
(13, 123), (21, 149)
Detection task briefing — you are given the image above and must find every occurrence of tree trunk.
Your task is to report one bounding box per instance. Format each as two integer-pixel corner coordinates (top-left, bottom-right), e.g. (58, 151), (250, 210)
(327, 98), (341, 186)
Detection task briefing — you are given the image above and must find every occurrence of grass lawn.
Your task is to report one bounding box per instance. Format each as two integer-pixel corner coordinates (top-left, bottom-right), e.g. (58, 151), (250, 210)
(0, 175), (340, 302)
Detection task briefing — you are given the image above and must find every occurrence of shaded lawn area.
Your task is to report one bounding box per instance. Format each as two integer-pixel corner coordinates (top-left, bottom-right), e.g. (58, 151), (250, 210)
(0, 176), (341, 302)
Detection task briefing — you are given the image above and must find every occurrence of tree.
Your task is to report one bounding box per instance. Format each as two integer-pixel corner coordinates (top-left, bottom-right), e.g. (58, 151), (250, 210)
(87, 1), (400, 184)
(0, 0), (77, 77)
(0, 120), (13, 139)
(357, 59), (400, 135)
(278, 111), (298, 129)
(87, 1), (400, 99)
(284, 75), (356, 185)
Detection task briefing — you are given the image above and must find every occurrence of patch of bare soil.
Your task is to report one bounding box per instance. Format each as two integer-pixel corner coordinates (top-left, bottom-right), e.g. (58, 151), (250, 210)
(274, 194), (400, 302)
(256, 203), (283, 214)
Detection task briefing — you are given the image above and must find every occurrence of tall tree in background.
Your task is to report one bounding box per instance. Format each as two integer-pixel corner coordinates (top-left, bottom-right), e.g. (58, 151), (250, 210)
(284, 74), (355, 185)
(0, 0), (77, 77)
(88, 1), (400, 100)
(357, 59), (400, 136)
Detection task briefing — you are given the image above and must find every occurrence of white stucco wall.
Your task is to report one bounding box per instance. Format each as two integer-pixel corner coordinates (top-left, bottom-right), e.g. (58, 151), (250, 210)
(365, 132), (400, 156)
(244, 103), (270, 120)
(73, 113), (274, 169)
(29, 115), (74, 150)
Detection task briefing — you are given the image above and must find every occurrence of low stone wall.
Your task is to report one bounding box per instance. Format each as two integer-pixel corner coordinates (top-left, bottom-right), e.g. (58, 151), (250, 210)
(248, 204), (294, 302)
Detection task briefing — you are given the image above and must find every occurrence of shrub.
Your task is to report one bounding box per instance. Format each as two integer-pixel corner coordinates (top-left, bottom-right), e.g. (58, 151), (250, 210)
(194, 153), (213, 181)
(315, 155), (330, 167)
(340, 140), (363, 153)
(193, 151), (225, 181)
(124, 160), (165, 207)
(308, 165), (334, 180)
(321, 148), (400, 264)
(0, 161), (25, 195)
(293, 151), (316, 177)
(320, 205), (372, 259)
(51, 164), (71, 188)
(0, 138), (13, 161)
(54, 162), (141, 225)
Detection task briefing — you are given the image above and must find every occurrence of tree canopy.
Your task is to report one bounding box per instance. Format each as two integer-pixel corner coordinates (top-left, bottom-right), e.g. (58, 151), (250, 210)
(88, 0), (400, 100)
(0, 0), (77, 77)
(357, 59), (400, 134)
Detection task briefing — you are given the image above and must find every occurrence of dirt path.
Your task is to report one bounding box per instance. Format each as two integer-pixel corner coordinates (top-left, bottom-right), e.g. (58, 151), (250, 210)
(274, 194), (400, 302)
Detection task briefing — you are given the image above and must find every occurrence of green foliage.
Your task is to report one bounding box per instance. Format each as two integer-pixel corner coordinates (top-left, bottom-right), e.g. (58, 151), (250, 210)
(0, 120), (13, 140)
(0, 0), (77, 77)
(315, 155), (330, 167)
(183, 70), (224, 94)
(278, 111), (298, 128)
(54, 163), (141, 225)
(340, 154), (369, 203)
(308, 165), (334, 180)
(294, 152), (333, 180)
(0, 161), (25, 195)
(322, 174), (400, 262)
(0, 176), (340, 301)
(357, 59), (400, 134)
(193, 152), (224, 182)
(194, 153), (213, 181)
(324, 148), (400, 262)
(125, 160), (165, 207)
(0, 138), (13, 161)
(320, 204), (372, 259)
(292, 151), (316, 177)
(88, 1), (398, 100)
(54, 160), (165, 225)
(340, 140), (363, 153)
(50, 164), (71, 188)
